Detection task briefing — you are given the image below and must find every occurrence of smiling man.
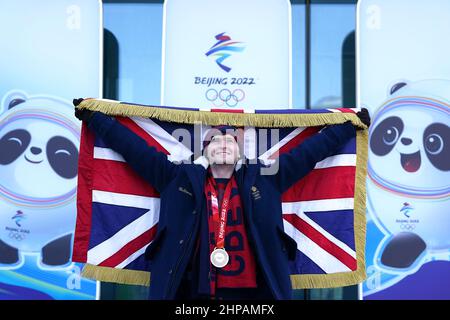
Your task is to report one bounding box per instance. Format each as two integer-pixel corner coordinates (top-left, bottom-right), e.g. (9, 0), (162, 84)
(74, 99), (370, 300)
(203, 125), (241, 176)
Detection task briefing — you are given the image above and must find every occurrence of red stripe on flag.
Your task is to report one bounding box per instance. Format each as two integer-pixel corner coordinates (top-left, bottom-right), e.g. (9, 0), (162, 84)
(283, 213), (357, 271)
(282, 166), (355, 201)
(73, 124), (95, 262)
(335, 108), (356, 113)
(93, 159), (159, 197)
(117, 117), (169, 154)
(98, 224), (158, 268)
(270, 126), (323, 159)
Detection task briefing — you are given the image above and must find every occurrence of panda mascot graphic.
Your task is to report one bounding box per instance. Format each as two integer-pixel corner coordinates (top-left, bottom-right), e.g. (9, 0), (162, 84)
(0, 91), (80, 269)
(367, 79), (450, 272)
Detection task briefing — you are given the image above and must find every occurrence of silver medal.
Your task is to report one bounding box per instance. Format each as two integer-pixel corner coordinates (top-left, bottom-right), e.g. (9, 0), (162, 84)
(210, 248), (229, 268)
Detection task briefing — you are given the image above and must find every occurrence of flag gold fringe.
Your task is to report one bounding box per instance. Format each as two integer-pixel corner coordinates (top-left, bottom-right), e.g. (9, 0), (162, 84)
(78, 99), (368, 129)
(82, 263), (150, 287)
(78, 98), (368, 289)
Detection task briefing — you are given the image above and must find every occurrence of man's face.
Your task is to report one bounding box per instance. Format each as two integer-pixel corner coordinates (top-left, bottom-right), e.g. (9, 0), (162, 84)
(205, 134), (240, 165)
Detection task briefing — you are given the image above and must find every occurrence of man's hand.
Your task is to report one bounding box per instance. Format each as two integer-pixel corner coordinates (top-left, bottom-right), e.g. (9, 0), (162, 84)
(73, 98), (94, 123)
(356, 108), (370, 129)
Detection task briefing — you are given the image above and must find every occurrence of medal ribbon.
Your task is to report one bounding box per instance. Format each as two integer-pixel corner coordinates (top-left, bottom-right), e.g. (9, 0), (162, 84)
(206, 175), (234, 250)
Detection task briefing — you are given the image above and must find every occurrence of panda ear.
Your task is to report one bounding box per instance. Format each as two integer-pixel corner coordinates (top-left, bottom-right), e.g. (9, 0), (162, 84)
(8, 98), (26, 109)
(389, 81), (409, 95)
(1, 91), (28, 113)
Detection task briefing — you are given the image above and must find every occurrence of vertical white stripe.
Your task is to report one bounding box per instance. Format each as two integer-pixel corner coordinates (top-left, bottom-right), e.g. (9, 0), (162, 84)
(244, 126), (257, 159)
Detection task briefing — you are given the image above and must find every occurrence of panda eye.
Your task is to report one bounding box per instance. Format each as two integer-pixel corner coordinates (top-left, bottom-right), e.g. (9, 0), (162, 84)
(423, 123), (449, 171)
(55, 149), (71, 156)
(8, 137), (23, 146)
(425, 134), (443, 155)
(370, 116), (404, 156)
(46, 136), (78, 179)
(383, 127), (400, 145)
(0, 129), (31, 165)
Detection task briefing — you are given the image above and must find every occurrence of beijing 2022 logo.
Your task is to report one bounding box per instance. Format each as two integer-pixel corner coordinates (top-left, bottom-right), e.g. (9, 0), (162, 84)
(205, 32), (245, 73)
(195, 32), (255, 108)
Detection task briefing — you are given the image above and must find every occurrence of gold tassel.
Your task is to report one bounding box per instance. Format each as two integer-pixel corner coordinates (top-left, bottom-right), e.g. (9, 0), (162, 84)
(82, 264), (151, 287)
(78, 99), (368, 129)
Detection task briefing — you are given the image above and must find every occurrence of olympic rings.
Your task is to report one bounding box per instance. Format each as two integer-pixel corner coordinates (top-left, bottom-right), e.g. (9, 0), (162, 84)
(8, 231), (25, 241)
(205, 88), (246, 108)
(400, 223), (416, 231)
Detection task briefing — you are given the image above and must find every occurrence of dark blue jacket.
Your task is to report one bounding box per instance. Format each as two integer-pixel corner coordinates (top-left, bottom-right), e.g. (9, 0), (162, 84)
(89, 113), (356, 300)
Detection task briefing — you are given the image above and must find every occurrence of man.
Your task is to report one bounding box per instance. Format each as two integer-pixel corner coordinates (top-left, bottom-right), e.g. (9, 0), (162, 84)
(74, 99), (370, 300)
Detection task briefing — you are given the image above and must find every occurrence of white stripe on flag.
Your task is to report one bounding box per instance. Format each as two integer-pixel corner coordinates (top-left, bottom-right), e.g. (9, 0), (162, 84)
(326, 109), (342, 113)
(258, 127), (306, 164)
(87, 200), (160, 266)
(93, 147), (125, 162)
(282, 206), (356, 259)
(282, 198), (354, 213)
(97, 98), (123, 103)
(244, 126), (257, 160)
(92, 190), (159, 209)
(283, 219), (352, 273)
(326, 108), (360, 113)
(130, 117), (193, 162)
(314, 154), (356, 169)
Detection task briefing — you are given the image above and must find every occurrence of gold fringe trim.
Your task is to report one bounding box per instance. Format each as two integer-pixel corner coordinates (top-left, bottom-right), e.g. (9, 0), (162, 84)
(82, 263), (150, 287)
(79, 98), (368, 289)
(78, 99), (368, 129)
(290, 130), (368, 289)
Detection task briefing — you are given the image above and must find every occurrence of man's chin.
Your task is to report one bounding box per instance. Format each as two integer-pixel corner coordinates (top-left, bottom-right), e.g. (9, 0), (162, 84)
(210, 158), (236, 165)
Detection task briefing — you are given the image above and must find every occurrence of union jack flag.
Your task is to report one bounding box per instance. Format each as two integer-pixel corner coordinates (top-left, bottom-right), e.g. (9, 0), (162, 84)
(72, 100), (366, 288)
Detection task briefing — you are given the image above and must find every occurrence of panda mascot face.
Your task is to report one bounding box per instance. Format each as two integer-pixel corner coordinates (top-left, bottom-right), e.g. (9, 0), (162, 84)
(369, 101), (448, 190)
(0, 116), (78, 197)
(367, 80), (450, 269)
(0, 92), (80, 268)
